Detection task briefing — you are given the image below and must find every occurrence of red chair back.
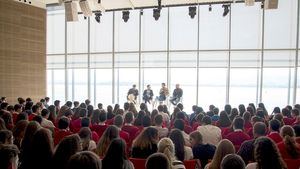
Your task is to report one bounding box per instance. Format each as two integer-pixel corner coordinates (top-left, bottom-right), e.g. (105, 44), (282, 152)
(284, 159), (300, 169)
(184, 160), (197, 169)
(129, 158), (146, 169)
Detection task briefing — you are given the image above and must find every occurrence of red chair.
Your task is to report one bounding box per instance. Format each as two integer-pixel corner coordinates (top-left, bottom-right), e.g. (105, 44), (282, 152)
(284, 159), (300, 169)
(184, 160), (197, 169)
(129, 158), (146, 169)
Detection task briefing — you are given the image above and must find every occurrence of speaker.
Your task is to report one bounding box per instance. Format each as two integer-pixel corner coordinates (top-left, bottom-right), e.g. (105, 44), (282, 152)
(79, 0), (92, 17)
(65, 1), (78, 22)
(245, 0), (255, 6)
(264, 0), (279, 9)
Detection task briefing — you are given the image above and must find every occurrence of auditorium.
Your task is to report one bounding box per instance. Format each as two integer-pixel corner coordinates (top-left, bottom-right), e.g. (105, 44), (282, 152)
(0, 0), (300, 169)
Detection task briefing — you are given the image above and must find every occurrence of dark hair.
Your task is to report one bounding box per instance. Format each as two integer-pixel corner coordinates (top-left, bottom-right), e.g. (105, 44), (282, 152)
(157, 105), (164, 112)
(154, 114), (163, 126)
(221, 154), (245, 169)
(269, 119), (281, 132)
(16, 112), (28, 124)
(12, 120), (29, 148)
(0, 102), (9, 110)
(45, 97), (50, 102)
(79, 127), (92, 151)
(282, 108), (291, 117)
(53, 134), (81, 169)
(73, 101), (80, 107)
(0, 144), (20, 169)
(123, 102), (130, 111)
(213, 107), (219, 115)
(174, 119), (185, 131)
(0, 130), (12, 144)
(124, 112), (134, 123)
(96, 125), (119, 156)
(142, 115), (151, 127)
(238, 104), (246, 116)
(253, 122), (266, 137)
(18, 97), (25, 104)
(293, 125), (300, 137)
(102, 138), (128, 169)
(33, 115), (43, 124)
(146, 153), (170, 169)
(81, 117), (90, 127)
(58, 116), (70, 129)
(79, 108), (87, 118)
(224, 104), (232, 115)
(202, 116), (212, 125)
(87, 105), (94, 117)
(169, 129), (185, 161)
(114, 115), (123, 128)
(243, 112), (251, 124)
(176, 111), (185, 120)
(65, 101), (73, 108)
(99, 110), (107, 123)
(91, 109), (100, 124)
(134, 111), (145, 126)
(6, 105), (14, 112)
(233, 117), (244, 130)
(133, 127), (158, 150)
(229, 108), (239, 121)
(84, 99), (91, 106)
(41, 109), (49, 117)
(246, 106), (255, 116)
(68, 151), (102, 169)
(280, 125), (300, 159)
(113, 104), (120, 115)
(14, 104), (22, 112)
(292, 109), (300, 117)
(249, 103), (256, 114)
(32, 105), (39, 113)
(273, 107), (281, 114)
(97, 103), (103, 110)
(219, 111), (231, 127)
(254, 137), (287, 169)
(54, 100), (60, 107)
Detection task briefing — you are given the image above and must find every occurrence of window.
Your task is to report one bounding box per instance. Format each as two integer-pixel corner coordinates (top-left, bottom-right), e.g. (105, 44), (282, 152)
(47, 9), (65, 54)
(67, 16), (88, 53)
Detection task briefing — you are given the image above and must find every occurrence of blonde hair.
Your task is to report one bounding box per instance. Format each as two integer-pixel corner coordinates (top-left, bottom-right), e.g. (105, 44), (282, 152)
(158, 138), (175, 169)
(95, 125), (119, 157)
(280, 125), (300, 159)
(209, 139), (235, 169)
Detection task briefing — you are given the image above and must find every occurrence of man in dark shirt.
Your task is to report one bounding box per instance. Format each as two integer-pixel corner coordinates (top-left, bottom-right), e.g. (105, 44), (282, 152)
(170, 84), (183, 105)
(143, 85), (154, 104)
(127, 84), (139, 102)
(237, 122), (267, 164)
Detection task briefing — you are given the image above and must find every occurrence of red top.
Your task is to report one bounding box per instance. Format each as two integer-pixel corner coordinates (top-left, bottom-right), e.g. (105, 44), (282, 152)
(246, 127), (254, 139)
(283, 117), (295, 126)
(28, 113), (37, 121)
(12, 113), (18, 125)
(221, 127), (233, 138)
(192, 122), (200, 131)
(106, 118), (115, 125)
(277, 141), (300, 159)
(225, 131), (251, 146)
(91, 124), (108, 138)
(70, 118), (82, 133)
(244, 122), (252, 130)
(91, 131), (100, 143)
(54, 128), (73, 146)
(122, 125), (140, 143)
(267, 132), (283, 143)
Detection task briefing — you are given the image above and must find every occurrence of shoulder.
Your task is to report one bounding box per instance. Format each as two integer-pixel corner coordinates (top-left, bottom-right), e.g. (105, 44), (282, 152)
(246, 162), (257, 169)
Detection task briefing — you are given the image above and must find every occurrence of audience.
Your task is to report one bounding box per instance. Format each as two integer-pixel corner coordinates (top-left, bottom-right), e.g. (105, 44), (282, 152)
(267, 119), (283, 143)
(197, 116), (222, 146)
(68, 151), (102, 169)
(132, 127), (158, 158)
(146, 153), (171, 169)
(169, 129), (193, 161)
(221, 154), (245, 169)
(277, 125), (300, 159)
(0, 144), (19, 169)
(96, 125), (119, 157)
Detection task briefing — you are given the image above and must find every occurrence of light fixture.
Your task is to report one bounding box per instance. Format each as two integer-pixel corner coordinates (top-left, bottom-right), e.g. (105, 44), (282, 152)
(79, 0), (92, 17)
(209, 4), (212, 12)
(153, 8), (161, 21)
(158, 0), (162, 9)
(122, 11), (130, 22)
(140, 9), (144, 16)
(95, 12), (102, 23)
(222, 4), (230, 17)
(188, 6), (197, 19)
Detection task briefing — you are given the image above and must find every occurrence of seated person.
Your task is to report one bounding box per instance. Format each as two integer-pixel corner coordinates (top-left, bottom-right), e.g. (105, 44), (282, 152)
(0, 144), (19, 169)
(277, 125), (300, 159)
(169, 84), (183, 106)
(197, 116), (221, 146)
(54, 116), (73, 146)
(91, 110), (108, 138)
(190, 131), (216, 167)
(0, 130), (13, 145)
(267, 119), (283, 143)
(153, 114), (169, 139)
(225, 117), (251, 148)
(122, 112), (140, 143)
(114, 115), (130, 147)
(81, 117), (99, 143)
(156, 83), (169, 103)
(143, 85), (154, 104)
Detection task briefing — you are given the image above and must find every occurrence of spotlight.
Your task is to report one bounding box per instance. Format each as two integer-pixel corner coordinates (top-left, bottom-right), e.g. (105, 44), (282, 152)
(222, 4), (230, 17)
(261, 2), (264, 9)
(95, 12), (102, 23)
(140, 9), (144, 16)
(153, 8), (161, 21)
(122, 11), (130, 22)
(209, 4), (212, 12)
(188, 6), (197, 19)
(79, 0), (92, 17)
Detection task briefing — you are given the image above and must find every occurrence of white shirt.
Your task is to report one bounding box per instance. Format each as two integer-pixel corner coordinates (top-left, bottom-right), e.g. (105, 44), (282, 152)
(41, 118), (55, 128)
(197, 124), (222, 146)
(184, 146), (193, 160)
(158, 111), (170, 124)
(182, 131), (191, 147)
(246, 162), (257, 169)
(153, 126), (169, 138)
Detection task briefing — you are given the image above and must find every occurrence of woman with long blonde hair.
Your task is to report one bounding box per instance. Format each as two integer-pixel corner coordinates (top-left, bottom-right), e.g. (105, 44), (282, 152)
(95, 125), (119, 157)
(205, 139), (235, 169)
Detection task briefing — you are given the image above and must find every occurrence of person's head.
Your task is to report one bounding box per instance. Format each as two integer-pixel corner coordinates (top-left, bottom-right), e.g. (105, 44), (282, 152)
(21, 121), (41, 153)
(0, 144), (19, 169)
(7, 105), (14, 113)
(154, 114), (163, 126)
(219, 111), (231, 127)
(169, 129), (185, 161)
(254, 137), (286, 169)
(102, 138), (127, 169)
(33, 115), (43, 124)
(147, 84), (151, 90)
(53, 134), (82, 169)
(99, 110), (107, 123)
(224, 104), (232, 115)
(123, 102), (130, 111)
(293, 125), (300, 137)
(146, 153), (170, 169)
(189, 131), (203, 147)
(142, 115), (151, 127)
(253, 122), (267, 138)
(12, 120), (29, 148)
(97, 103), (103, 110)
(173, 119), (185, 131)
(201, 116), (212, 125)
(210, 139), (235, 169)
(282, 108), (291, 117)
(213, 107), (219, 115)
(221, 154), (245, 169)
(161, 83), (166, 87)
(14, 104), (22, 113)
(1, 97), (7, 103)
(269, 119), (281, 132)
(242, 111), (251, 123)
(271, 107), (280, 114)
(73, 101), (80, 108)
(41, 109), (50, 118)
(238, 104), (246, 116)
(96, 125), (119, 156)
(177, 103), (184, 111)
(81, 117), (90, 127)
(113, 115), (123, 128)
(0, 130), (13, 145)
(45, 97), (50, 103)
(113, 104), (120, 112)
(68, 151), (102, 169)
(91, 109), (100, 125)
(18, 97), (25, 105)
(157, 137), (175, 168)
(65, 101), (73, 108)
(251, 115), (263, 125)
(133, 127), (159, 150)
(58, 116), (70, 129)
(273, 113), (284, 126)
(292, 109), (300, 118)
(85, 99), (91, 106)
(175, 84), (180, 89)
(124, 112), (134, 124)
(233, 117), (244, 130)
(157, 105), (164, 112)
(54, 100), (60, 107)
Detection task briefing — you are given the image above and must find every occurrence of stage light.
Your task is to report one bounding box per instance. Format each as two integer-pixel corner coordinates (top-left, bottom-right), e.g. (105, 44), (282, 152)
(189, 6), (197, 19)
(153, 8), (161, 21)
(122, 11), (130, 22)
(95, 12), (102, 23)
(222, 4), (230, 17)
(79, 0), (92, 17)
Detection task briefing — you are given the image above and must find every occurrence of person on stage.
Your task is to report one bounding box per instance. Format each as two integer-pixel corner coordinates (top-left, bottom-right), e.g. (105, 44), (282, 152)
(127, 84), (139, 103)
(157, 83), (169, 103)
(143, 85), (154, 104)
(169, 84), (183, 105)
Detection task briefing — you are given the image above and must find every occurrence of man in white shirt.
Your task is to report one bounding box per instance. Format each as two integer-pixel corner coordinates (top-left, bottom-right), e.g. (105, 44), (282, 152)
(153, 114), (169, 138)
(157, 105), (170, 126)
(197, 116), (221, 146)
(41, 109), (55, 128)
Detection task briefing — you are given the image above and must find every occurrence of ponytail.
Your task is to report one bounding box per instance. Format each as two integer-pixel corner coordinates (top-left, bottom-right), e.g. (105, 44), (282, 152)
(163, 146), (174, 169)
(284, 135), (300, 159)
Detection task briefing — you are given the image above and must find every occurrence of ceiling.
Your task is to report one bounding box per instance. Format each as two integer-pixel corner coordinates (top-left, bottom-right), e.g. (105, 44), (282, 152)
(46, 0), (238, 11)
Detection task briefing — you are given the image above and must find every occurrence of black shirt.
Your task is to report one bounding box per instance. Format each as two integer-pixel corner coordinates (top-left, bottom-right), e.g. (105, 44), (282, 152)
(192, 143), (216, 167)
(131, 143), (158, 159)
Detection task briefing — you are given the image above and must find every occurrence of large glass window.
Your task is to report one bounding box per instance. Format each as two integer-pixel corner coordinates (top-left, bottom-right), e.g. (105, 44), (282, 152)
(47, 9), (65, 54)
